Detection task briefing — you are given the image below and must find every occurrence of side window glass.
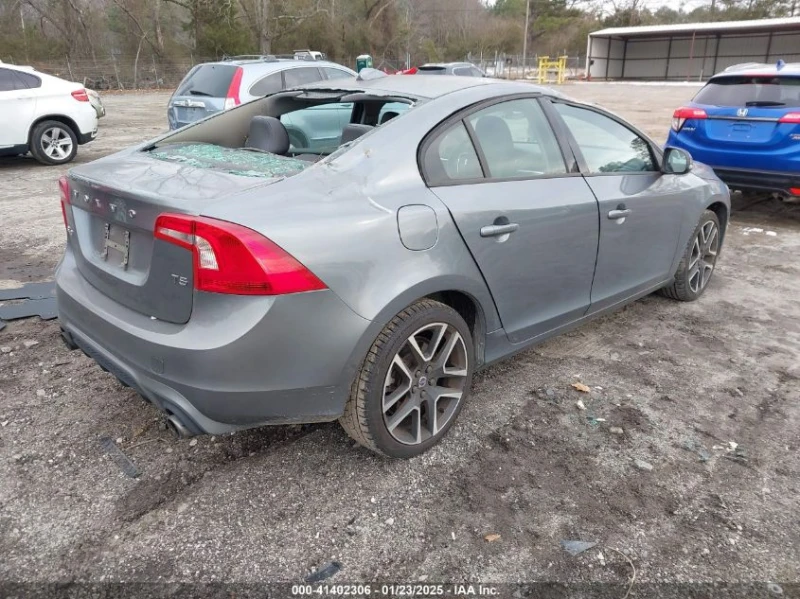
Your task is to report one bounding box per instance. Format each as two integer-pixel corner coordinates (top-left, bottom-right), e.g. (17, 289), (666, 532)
(378, 101), (410, 125)
(453, 67), (472, 76)
(424, 122), (483, 185)
(553, 103), (656, 174)
(0, 68), (19, 91)
(284, 67), (322, 88)
(249, 72), (283, 96)
(470, 68), (484, 77)
(321, 67), (352, 81)
(466, 98), (566, 179)
(13, 71), (41, 89)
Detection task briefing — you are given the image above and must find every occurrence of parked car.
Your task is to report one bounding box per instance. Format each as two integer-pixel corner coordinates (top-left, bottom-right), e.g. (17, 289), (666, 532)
(167, 55), (356, 130)
(667, 61), (800, 198)
(414, 62), (486, 77)
(0, 62), (101, 165)
(57, 74), (729, 458)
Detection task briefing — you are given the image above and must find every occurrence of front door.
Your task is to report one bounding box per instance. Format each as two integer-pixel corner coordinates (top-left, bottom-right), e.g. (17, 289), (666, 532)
(425, 97), (600, 344)
(549, 101), (689, 312)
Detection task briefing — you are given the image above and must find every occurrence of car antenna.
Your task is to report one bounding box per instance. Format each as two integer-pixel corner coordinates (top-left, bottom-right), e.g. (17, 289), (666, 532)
(776, 59), (786, 71)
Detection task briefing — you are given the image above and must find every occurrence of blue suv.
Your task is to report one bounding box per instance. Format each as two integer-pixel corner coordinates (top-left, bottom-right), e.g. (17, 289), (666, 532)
(666, 61), (800, 198)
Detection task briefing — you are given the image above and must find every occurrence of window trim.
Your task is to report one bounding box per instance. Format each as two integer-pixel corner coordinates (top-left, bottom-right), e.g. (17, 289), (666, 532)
(418, 92), (581, 188)
(542, 97), (665, 177)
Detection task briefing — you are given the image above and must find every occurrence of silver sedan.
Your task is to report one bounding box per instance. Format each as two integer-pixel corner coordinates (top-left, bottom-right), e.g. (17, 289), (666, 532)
(56, 74), (730, 457)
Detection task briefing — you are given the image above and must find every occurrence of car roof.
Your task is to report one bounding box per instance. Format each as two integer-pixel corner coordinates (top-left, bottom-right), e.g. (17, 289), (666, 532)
(419, 62), (473, 69)
(294, 74), (524, 100)
(203, 58), (351, 70)
(713, 62), (800, 78)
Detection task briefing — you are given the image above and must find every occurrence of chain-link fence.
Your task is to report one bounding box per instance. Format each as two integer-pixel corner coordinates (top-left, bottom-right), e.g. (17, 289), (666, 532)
(468, 54), (585, 81)
(17, 56), (203, 91)
(14, 53), (585, 91)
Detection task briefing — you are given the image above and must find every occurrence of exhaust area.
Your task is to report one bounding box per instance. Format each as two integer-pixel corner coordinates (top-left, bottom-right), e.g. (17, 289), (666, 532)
(165, 413), (196, 439)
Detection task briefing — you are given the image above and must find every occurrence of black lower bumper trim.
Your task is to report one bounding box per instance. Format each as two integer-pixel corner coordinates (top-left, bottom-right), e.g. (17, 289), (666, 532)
(712, 167), (800, 195)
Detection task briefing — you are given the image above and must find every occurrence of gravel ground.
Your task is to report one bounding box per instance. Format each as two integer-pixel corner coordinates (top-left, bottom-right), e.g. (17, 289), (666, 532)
(1, 84), (799, 597)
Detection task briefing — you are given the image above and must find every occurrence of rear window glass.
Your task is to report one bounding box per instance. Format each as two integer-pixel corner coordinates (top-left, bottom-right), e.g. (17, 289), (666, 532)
(694, 75), (800, 107)
(150, 142), (309, 178)
(175, 64), (238, 98)
(418, 67), (446, 75)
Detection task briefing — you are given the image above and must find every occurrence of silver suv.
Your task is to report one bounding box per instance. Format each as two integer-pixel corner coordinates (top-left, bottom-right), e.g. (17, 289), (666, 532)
(167, 56), (356, 130)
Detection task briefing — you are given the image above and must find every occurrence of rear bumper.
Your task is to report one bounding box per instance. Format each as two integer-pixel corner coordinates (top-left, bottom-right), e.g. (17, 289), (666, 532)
(711, 167), (800, 196)
(56, 249), (371, 434)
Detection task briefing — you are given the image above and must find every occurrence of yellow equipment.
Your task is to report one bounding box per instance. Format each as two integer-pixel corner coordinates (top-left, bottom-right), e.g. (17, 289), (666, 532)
(536, 56), (568, 84)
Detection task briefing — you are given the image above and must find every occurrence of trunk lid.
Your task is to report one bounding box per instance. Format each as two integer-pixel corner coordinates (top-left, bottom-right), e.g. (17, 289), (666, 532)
(65, 147), (303, 324)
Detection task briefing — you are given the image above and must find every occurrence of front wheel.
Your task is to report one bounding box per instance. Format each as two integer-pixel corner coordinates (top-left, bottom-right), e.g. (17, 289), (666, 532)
(30, 120), (78, 165)
(660, 209), (721, 301)
(339, 299), (474, 458)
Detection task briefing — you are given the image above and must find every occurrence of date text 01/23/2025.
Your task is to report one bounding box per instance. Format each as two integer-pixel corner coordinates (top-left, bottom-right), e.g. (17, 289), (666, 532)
(291, 583), (500, 597)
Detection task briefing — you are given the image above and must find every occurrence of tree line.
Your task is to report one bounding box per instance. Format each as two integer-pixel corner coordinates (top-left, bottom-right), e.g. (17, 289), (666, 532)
(1, 0), (796, 70)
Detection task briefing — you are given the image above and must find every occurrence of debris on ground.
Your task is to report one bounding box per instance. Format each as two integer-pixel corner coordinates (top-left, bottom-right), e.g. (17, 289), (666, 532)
(99, 436), (141, 478)
(609, 427), (624, 435)
(561, 540), (598, 556)
(571, 382), (591, 393)
(305, 561), (341, 583)
(0, 282), (58, 323)
(633, 459), (654, 472)
(576, 400), (587, 411)
(484, 533), (501, 542)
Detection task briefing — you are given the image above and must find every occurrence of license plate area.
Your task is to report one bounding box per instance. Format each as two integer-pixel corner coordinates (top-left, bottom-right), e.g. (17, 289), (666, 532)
(102, 223), (131, 269)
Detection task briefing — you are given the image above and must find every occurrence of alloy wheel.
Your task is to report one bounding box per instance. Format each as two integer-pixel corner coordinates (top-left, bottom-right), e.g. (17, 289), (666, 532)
(382, 322), (469, 446)
(688, 220), (719, 294)
(41, 127), (73, 161)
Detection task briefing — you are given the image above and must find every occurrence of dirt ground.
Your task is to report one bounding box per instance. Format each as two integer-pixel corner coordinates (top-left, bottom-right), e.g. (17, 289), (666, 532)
(1, 84), (799, 596)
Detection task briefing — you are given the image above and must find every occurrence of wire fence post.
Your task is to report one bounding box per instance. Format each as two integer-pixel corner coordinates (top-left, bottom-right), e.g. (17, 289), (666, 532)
(111, 53), (124, 90)
(152, 55), (160, 89)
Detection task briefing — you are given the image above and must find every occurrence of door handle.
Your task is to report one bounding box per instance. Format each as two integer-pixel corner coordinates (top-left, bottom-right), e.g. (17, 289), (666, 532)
(608, 209), (631, 220)
(480, 223), (519, 237)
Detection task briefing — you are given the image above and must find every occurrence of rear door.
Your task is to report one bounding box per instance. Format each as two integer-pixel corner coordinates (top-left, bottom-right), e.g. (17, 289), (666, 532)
(168, 64), (235, 129)
(548, 100), (693, 312)
(0, 68), (36, 147)
(425, 97), (600, 344)
(682, 74), (800, 172)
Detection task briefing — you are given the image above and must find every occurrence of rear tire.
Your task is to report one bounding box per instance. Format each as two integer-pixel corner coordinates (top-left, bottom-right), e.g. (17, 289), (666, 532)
(660, 209), (721, 302)
(339, 299), (474, 458)
(30, 120), (78, 165)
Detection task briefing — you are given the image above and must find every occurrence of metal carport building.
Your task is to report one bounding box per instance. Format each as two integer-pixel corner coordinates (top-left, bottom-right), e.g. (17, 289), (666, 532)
(586, 17), (800, 81)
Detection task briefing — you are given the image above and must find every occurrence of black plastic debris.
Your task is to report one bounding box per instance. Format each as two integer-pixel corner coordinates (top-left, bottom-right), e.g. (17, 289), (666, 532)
(305, 561), (341, 583)
(99, 436), (141, 478)
(0, 281), (57, 325)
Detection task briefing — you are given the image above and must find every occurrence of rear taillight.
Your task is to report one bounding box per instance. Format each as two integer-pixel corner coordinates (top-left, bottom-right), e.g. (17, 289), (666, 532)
(71, 89), (90, 102)
(790, 187), (800, 196)
(671, 107), (707, 132)
(778, 113), (800, 124)
(154, 213), (326, 295)
(223, 67), (244, 110)
(58, 176), (70, 229)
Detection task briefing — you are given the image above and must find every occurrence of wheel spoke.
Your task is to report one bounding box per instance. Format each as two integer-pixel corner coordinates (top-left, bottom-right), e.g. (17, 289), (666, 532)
(422, 396), (438, 436)
(385, 396), (420, 433)
(704, 226), (718, 252)
(688, 238), (701, 270)
(383, 379), (411, 412)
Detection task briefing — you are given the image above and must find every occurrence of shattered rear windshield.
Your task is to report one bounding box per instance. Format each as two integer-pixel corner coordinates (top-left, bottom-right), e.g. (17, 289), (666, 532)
(149, 143), (310, 178)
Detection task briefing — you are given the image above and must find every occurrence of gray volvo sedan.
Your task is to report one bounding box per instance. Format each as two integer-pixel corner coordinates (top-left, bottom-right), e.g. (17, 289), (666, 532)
(56, 73), (730, 458)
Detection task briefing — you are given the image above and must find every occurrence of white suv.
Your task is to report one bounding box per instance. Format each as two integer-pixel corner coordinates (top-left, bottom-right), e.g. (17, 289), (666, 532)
(0, 63), (102, 165)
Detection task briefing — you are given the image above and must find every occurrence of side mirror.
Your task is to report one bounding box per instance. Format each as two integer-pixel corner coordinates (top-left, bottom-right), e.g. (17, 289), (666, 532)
(662, 146), (692, 175)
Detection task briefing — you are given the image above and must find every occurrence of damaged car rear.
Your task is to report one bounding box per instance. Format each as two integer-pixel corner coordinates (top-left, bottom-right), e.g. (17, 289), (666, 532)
(57, 74), (729, 458)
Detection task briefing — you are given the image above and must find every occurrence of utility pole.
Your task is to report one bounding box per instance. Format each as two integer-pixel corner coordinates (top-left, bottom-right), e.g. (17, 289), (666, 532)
(522, 0), (531, 79)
